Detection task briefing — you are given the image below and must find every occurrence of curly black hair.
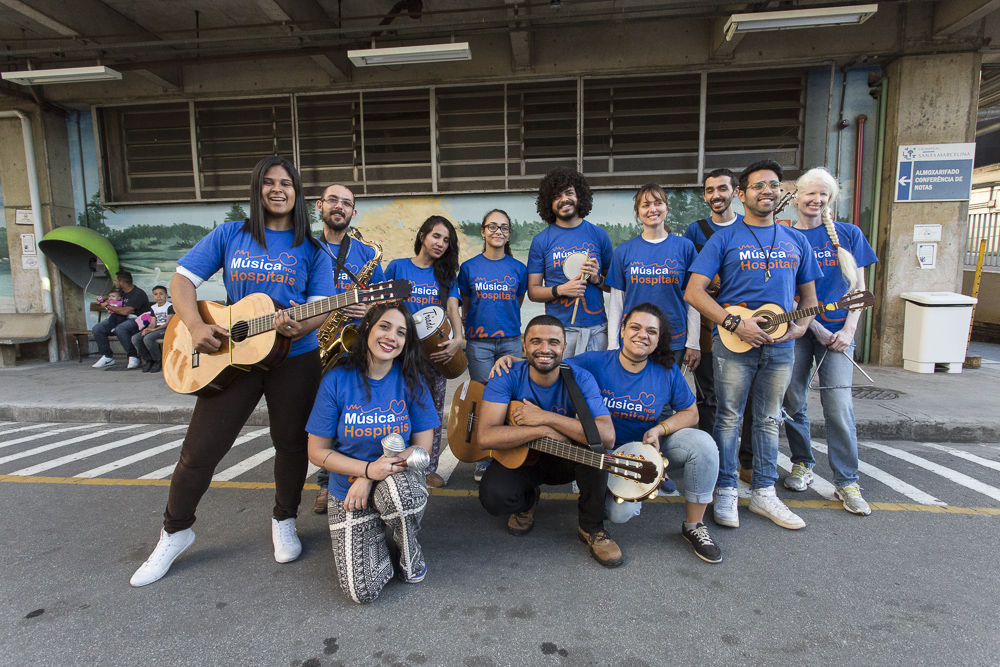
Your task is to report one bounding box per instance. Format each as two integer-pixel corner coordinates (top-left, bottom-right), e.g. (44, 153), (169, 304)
(535, 167), (593, 224)
(340, 304), (436, 408)
(413, 215), (460, 295)
(620, 302), (675, 369)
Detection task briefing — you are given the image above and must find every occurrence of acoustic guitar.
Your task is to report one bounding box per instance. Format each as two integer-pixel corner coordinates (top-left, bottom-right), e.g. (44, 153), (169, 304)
(717, 290), (874, 354)
(447, 380), (660, 485)
(163, 280), (410, 396)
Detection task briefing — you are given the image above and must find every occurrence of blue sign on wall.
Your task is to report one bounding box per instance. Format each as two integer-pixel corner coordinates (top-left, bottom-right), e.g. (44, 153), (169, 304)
(895, 143), (975, 202)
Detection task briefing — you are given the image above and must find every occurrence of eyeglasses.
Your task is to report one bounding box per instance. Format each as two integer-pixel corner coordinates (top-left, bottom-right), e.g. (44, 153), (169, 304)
(747, 181), (783, 192)
(484, 223), (511, 234)
(322, 196), (354, 210)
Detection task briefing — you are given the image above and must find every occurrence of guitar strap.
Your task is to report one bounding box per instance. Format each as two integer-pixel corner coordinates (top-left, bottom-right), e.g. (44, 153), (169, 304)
(559, 364), (604, 454)
(695, 218), (715, 252)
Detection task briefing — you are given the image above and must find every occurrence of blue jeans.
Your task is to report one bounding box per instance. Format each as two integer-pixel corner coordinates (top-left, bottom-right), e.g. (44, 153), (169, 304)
(132, 328), (165, 361)
(564, 322), (608, 357)
(93, 314), (130, 358)
(466, 337), (523, 384)
(782, 333), (860, 487)
(605, 427), (719, 523)
(713, 336), (794, 490)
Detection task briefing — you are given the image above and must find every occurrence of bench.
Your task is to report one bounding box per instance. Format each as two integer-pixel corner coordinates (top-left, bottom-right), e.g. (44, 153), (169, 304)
(68, 302), (165, 362)
(0, 313), (56, 367)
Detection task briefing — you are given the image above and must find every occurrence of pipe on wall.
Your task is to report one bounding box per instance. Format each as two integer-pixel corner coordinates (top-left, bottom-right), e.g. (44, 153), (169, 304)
(0, 109), (58, 362)
(852, 114), (867, 226)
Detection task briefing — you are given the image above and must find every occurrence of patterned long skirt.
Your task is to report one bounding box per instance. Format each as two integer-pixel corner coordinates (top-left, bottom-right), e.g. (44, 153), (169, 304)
(327, 469), (428, 603)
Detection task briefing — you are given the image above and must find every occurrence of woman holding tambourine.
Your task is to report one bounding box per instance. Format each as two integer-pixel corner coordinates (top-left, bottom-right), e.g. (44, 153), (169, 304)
(306, 304), (439, 603)
(490, 303), (722, 564)
(384, 215), (464, 488)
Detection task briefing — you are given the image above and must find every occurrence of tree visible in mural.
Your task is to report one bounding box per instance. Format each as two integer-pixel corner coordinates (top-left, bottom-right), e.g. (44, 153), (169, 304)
(223, 203), (248, 223)
(78, 193), (115, 235)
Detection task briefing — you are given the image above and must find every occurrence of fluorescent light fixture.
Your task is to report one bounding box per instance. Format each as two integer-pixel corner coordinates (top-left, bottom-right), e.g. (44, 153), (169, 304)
(2, 65), (122, 85)
(724, 4), (878, 40)
(348, 43), (471, 67)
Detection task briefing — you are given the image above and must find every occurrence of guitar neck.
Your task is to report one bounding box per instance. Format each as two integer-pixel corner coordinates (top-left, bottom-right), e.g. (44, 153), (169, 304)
(768, 300), (842, 326)
(245, 291), (359, 337)
(527, 436), (606, 470)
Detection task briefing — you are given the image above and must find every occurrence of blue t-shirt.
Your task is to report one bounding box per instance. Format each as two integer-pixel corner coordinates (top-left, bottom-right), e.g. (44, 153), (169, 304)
(458, 254), (528, 339)
(567, 350), (695, 445)
(177, 221), (336, 357)
(689, 222), (823, 348)
(526, 220), (614, 328)
(322, 236), (386, 325)
(384, 258), (461, 315)
(607, 235), (697, 351)
(682, 214), (745, 250)
(305, 363), (440, 500)
(796, 222), (878, 333)
(482, 360), (609, 423)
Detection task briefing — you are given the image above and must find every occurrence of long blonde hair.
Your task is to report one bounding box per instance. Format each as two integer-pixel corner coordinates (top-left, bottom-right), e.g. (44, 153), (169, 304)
(795, 167), (859, 291)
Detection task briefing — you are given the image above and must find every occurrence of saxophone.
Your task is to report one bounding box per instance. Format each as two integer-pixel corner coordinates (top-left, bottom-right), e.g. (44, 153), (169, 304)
(317, 228), (383, 374)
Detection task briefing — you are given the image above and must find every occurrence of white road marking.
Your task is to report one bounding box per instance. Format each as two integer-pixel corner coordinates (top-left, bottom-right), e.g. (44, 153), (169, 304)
(0, 423), (56, 437)
(0, 425), (133, 466)
(138, 428), (270, 480)
(776, 452), (837, 500)
(814, 441), (945, 505)
(74, 438), (185, 478)
(919, 443), (1000, 473)
(860, 441), (1000, 503)
(0, 423), (101, 451)
(213, 448), (275, 481)
(10, 426), (186, 476)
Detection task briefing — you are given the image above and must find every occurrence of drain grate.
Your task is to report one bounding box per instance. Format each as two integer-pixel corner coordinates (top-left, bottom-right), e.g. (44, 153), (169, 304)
(852, 387), (898, 400)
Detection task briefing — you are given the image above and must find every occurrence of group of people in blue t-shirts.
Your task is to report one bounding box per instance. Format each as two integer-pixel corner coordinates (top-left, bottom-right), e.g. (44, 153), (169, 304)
(128, 156), (877, 605)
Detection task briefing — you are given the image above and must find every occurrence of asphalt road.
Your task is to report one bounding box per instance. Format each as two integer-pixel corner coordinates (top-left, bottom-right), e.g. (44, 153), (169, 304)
(1, 422), (998, 666)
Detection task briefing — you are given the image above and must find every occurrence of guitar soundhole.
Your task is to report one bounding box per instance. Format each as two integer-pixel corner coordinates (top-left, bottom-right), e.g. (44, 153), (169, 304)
(756, 310), (776, 334)
(230, 321), (249, 343)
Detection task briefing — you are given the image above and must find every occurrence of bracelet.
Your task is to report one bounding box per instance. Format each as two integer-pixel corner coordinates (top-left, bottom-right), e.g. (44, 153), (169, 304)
(722, 313), (741, 333)
(660, 420), (671, 436)
(551, 285), (560, 299)
(364, 460), (372, 479)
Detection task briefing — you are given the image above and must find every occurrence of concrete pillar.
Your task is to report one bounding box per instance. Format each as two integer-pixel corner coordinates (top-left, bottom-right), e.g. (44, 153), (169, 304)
(870, 53), (981, 366)
(0, 102), (81, 362)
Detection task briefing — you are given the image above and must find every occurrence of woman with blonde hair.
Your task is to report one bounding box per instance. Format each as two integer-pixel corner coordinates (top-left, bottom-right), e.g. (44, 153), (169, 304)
(781, 167), (878, 515)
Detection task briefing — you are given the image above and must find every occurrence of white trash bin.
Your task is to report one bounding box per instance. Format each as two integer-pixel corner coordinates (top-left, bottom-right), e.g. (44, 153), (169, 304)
(900, 291), (978, 373)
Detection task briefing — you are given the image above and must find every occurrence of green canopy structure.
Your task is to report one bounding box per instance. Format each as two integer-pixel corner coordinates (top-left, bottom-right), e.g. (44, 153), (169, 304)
(38, 226), (119, 296)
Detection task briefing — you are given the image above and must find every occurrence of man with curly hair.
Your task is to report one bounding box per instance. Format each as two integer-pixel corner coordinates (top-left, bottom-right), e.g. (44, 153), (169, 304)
(526, 168), (613, 356)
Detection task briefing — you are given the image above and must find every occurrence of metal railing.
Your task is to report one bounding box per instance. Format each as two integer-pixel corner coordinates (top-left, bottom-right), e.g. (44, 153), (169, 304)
(966, 213), (1000, 269)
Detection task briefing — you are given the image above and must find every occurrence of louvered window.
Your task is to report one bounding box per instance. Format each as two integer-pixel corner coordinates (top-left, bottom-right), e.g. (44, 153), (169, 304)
(96, 69), (806, 203)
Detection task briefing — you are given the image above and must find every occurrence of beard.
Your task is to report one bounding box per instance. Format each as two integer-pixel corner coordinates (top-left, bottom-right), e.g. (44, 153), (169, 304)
(528, 352), (561, 373)
(323, 215), (350, 233)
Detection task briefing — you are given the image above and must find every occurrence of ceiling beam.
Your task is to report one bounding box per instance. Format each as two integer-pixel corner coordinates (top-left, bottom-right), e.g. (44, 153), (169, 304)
(933, 0), (1000, 35)
(712, 14), (744, 58)
(255, 0), (349, 81)
(0, 0), (180, 90)
(505, 0), (533, 70)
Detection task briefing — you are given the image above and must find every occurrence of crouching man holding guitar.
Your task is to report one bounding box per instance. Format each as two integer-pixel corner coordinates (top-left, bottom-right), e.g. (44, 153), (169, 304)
(684, 159), (822, 533)
(476, 315), (623, 567)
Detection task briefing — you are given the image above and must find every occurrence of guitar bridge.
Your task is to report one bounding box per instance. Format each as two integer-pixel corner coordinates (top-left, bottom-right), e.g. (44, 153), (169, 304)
(191, 349), (199, 368)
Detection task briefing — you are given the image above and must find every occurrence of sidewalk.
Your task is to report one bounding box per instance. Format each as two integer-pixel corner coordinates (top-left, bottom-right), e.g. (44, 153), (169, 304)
(0, 342), (997, 442)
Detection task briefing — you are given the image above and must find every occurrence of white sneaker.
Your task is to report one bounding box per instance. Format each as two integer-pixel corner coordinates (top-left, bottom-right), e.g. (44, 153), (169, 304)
(92, 356), (115, 369)
(749, 486), (806, 529)
(130, 528), (195, 587)
(271, 517), (301, 563)
(127, 356), (141, 369)
(713, 487), (740, 528)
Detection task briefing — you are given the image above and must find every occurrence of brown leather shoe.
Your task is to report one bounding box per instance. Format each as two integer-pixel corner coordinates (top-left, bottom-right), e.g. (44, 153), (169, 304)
(578, 527), (624, 568)
(739, 467), (753, 485)
(507, 487), (540, 536)
(312, 487), (329, 514)
(425, 472), (446, 488)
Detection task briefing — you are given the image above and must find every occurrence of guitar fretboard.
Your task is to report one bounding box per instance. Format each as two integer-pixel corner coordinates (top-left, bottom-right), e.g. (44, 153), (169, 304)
(766, 300), (842, 326)
(527, 436), (607, 470)
(245, 291), (360, 337)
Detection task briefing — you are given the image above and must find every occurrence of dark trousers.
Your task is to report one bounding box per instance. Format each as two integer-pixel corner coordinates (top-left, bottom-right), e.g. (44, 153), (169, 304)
(693, 349), (717, 434)
(478, 452), (607, 533)
(163, 349), (322, 533)
(92, 314), (126, 358)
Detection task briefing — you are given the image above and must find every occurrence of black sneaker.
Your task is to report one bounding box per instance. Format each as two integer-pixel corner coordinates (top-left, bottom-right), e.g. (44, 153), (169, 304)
(681, 522), (722, 563)
(142, 360), (154, 373)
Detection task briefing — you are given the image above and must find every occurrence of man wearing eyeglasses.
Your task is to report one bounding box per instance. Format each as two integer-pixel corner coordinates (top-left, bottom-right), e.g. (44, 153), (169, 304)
(313, 183), (386, 513)
(685, 159), (822, 532)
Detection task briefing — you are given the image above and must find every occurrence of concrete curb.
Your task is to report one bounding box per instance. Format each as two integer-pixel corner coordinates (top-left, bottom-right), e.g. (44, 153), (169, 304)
(1, 403), (997, 443)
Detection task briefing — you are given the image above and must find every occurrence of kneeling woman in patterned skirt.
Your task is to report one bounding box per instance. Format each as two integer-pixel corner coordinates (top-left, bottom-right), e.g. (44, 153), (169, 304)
(307, 304), (439, 603)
